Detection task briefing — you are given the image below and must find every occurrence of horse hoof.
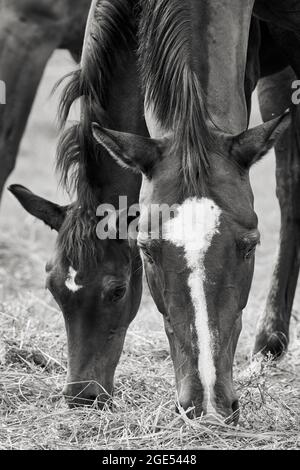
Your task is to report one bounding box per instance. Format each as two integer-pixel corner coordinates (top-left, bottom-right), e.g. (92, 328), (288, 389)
(253, 330), (289, 359)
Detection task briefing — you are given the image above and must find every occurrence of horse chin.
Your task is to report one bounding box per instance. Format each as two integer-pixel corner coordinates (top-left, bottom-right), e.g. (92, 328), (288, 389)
(225, 399), (240, 426)
(63, 381), (114, 410)
(175, 401), (240, 425)
(66, 394), (114, 410)
(175, 390), (240, 425)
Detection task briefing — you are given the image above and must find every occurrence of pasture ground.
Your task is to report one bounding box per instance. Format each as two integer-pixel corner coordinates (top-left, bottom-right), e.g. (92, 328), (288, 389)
(0, 52), (299, 450)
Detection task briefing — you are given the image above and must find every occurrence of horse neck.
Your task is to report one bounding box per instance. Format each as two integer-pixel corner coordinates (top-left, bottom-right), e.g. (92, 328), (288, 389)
(83, 52), (145, 209)
(190, 0), (255, 134)
(142, 0), (255, 140)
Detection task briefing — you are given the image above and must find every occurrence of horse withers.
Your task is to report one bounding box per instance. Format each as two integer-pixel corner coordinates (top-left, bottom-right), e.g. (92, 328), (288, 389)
(0, 0), (91, 202)
(8, 0), (145, 409)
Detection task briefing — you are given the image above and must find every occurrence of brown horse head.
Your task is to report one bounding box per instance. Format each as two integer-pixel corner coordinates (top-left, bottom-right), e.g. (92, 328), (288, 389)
(93, 111), (290, 422)
(9, 184), (142, 408)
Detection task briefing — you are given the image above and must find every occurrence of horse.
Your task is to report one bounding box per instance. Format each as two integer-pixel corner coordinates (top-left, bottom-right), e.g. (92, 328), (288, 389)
(0, 0), (91, 202)
(9, 1), (300, 423)
(9, 0), (147, 408)
(91, 0), (294, 424)
(9, 0), (256, 416)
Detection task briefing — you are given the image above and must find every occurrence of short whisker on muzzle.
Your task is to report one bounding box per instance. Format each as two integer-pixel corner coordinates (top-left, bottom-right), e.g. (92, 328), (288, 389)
(224, 400), (240, 426)
(63, 379), (114, 409)
(65, 379), (110, 393)
(175, 400), (196, 420)
(175, 399), (227, 424)
(64, 394), (98, 406)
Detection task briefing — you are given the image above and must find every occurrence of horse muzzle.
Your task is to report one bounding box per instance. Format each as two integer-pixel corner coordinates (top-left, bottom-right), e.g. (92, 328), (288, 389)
(63, 381), (113, 409)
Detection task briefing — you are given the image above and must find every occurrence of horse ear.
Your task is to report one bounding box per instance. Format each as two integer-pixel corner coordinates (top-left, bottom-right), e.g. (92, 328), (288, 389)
(231, 111), (291, 168)
(8, 185), (68, 231)
(92, 124), (161, 177)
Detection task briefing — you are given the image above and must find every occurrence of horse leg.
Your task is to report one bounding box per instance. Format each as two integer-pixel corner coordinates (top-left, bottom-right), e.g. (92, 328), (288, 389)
(254, 67), (300, 357)
(0, 13), (62, 200)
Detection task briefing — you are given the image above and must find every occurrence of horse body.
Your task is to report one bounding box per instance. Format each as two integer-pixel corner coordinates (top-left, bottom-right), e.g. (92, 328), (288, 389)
(8, 0), (300, 423)
(0, 0), (91, 201)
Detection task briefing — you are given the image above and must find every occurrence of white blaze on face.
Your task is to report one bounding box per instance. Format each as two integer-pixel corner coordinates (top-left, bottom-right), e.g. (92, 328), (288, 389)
(65, 267), (83, 293)
(163, 197), (222, 414)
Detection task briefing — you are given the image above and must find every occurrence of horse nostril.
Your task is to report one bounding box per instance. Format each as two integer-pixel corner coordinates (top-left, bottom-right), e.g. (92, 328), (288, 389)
(231, 399), (240, 424)
(175, 401), (196, 419)
(223, 399), (240, 425)
(66, 394), (99, 408)
(232, 399), (239, 413)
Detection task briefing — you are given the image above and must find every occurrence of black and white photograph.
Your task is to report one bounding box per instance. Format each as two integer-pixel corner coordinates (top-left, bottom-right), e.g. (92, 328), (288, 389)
(0, 0), (299, 452)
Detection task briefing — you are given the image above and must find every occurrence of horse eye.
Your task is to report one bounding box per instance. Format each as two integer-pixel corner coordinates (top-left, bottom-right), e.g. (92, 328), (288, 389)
(244, 245), (257, 260)
(107, 286), (127, 303)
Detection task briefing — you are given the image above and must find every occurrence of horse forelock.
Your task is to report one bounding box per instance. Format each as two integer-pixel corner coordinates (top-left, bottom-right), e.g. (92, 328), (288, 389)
(57, 201), (101, 273)
(138, 0), (212, 195)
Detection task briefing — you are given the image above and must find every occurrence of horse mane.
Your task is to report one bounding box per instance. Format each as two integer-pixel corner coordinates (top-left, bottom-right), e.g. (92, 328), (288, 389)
(57, 0), (137, 191)
(55, 0), (138, 269)
(138, 0), (212, 194)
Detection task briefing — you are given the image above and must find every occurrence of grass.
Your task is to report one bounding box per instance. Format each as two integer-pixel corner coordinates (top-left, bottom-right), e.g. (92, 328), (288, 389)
(0, 51), (299, 450)
(0, 281), (299, 450)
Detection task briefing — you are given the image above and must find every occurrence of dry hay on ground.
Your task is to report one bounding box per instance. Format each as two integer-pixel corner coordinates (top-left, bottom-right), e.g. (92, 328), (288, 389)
(0, 252), (299, 450)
